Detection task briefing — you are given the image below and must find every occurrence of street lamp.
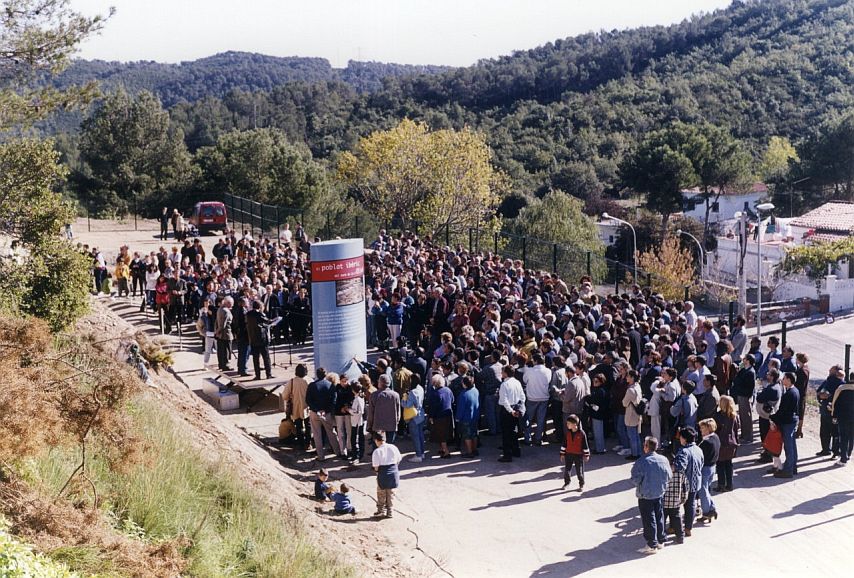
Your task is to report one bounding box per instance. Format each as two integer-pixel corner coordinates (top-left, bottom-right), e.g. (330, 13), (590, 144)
(677, 228), (705, 280)
(602, 212), (637, 280)
(755, 202), (776, 337)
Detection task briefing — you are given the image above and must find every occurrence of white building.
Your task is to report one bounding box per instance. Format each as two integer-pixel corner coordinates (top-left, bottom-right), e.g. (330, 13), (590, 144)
(597, 221), (622, 248)
(711, 201), (854, 312)
(682, 182), (768, 226)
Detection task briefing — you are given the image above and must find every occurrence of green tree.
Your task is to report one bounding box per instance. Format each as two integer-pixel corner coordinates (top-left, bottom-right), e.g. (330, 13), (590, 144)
(760, 136), (799, 182)
(338, 119), (505, 235)
(621, 127), (699, 235)
(0, 0), (111, 130)
(801, 112), (854, 200)
(195, 127), (328, 207)
(78, 90), (197, 216)
(510, 190), (606, 279)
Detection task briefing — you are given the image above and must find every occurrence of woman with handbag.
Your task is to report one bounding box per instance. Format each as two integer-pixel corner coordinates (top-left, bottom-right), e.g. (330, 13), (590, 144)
(402, 375), (426, 462)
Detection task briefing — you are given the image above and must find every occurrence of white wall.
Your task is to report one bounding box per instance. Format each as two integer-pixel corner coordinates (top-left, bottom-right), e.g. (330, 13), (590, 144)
(682, 192), (765, 225)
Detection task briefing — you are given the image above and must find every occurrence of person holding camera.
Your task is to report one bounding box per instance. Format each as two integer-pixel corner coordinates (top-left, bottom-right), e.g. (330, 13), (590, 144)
(498, 364), (526, 463)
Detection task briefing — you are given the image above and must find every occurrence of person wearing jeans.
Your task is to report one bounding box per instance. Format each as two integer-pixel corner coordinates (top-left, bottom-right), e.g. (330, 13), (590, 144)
(403, 377), (427, 462)
(771, 372), (801, 478)
(630, 436), (671, 553)
(622, 370), (643, 459)
(674, 426), (703, 536)
(523, 354), (551, 445)
(587, 375), (610, 453)
(697, 419), (720, 521)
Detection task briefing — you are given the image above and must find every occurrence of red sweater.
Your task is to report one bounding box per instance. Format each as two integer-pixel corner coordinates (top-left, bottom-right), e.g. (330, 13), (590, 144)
(560, 429), (590, 457)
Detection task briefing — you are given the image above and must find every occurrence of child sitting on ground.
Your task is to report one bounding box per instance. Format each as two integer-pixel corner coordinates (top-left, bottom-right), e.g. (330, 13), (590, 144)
(314, 468), (331, 500)
(559, 414), (590, 492)
(329, 483), (356, 515)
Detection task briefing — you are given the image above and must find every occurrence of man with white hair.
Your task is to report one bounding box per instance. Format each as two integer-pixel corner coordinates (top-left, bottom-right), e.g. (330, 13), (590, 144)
(214, 296), (234, 371)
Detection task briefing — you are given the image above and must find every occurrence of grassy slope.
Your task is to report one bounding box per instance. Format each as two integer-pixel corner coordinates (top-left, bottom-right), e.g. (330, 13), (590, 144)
(24, 396), (352, 577)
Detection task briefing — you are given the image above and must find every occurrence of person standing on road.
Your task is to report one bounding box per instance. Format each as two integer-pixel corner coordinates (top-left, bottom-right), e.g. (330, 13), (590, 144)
(816, 365), (844, 458)
(673, 426), (703, 537)
(560, 414), (589, 492)
(523, 352), (551, 446)
(630, 436), (672, 554)
(830, 377), (854, 466)
(713, 395), (740, 492)
(794, 353), (810, 439)
(498, 365), (525, 463)
(367, 374), (402, 445)
(245, 300), (272, 380)
(730, 354), (756, 443)
(214, 296), (234, 371)
(159, 207), (169, 240)
(306, 368), (342, 461)
(696, 419), (720, 522)
(770, 372), (800, 479)
(371, 431), (402, 519)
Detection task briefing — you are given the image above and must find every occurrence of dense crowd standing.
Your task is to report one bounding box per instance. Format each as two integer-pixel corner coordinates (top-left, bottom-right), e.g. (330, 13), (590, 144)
(86, 224), (854, 542)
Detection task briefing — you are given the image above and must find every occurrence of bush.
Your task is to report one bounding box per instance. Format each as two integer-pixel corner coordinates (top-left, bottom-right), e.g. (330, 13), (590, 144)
(0, 519), (79, 578)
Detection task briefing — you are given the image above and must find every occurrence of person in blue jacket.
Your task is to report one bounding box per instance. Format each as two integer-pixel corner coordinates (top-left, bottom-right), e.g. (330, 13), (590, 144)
(385, 293), (405, 348)
(455, 376), (481, 458)
(674, 426), (703, 537)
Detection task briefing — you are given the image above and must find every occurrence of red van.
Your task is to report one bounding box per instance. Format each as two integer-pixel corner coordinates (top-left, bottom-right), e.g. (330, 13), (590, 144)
(188, 201), (227, 235)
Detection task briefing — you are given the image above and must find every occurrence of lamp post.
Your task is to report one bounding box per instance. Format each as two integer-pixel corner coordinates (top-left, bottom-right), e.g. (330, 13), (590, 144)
(602, 212), (637, 280)
(755, 202), (776, 337)
(677, 228), (705, 280)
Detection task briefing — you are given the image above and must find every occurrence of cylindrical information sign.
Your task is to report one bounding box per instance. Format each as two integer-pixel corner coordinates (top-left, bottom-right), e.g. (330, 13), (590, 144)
(310, 239), (367, 375)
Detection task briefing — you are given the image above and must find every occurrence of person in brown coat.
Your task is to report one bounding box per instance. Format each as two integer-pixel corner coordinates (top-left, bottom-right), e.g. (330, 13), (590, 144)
(713, 395), (740, 492)
(712, 340), (734, 396)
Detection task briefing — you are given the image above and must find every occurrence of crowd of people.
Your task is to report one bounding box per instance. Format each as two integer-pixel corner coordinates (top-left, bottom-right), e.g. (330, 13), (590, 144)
(86, 224), (854, 540)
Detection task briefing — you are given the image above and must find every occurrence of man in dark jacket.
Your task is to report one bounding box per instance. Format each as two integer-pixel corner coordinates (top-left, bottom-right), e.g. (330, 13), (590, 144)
(771, 372), (800, 478)
(830, 377), (854, 466)
(674, 426), (703, 537)
(306, 368), (341, 460)
(816, 365), (844, 457)
(159, 207), (169, 240)
(245, 300), (273, 380)
(730, 355), (757, 444)
(233, 297), (251, 376)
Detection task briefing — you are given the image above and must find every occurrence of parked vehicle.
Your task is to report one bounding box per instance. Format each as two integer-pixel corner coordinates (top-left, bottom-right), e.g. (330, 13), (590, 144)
(188, 201), (227, 234)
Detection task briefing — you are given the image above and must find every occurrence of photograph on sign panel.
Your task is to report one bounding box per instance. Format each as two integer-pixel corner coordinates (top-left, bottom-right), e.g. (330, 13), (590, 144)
(336, 277), (364, 307)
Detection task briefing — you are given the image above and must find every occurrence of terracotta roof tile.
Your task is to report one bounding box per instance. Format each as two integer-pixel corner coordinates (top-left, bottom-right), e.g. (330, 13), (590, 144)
(790, 202), (854, 234)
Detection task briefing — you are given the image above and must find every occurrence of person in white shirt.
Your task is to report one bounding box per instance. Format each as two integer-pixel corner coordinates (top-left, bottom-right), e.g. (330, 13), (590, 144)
(371, 431), (402, 518)
(648, 368), (681, 448)
(683, 301), (698, 333)
(498, 365), (526, 462)
(523, 352), (552, 445)
(280, 223), (293, 245)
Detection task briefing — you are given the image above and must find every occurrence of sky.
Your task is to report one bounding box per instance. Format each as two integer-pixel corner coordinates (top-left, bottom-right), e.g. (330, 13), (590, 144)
(71, 0), (733, 68)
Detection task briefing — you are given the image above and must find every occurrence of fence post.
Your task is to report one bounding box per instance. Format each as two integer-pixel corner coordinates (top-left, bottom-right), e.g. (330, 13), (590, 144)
(522, 236), (527, 267)
(615, 262), (621, 293)
(646, 272), (651, 288)
(276, 206), (280, 241)
(326, 214), (331, 240)
(134, 196), (138, 231)
(845, 344), (851, 382)
(494, 231), (498, 254)
(684, 286), (690, 301)
(469, 228), (473, 253)
(729, 301), (736, 330)
(586, 251), (591, 277)
(781, 320), (788, 348)
(445, 225), (450, 247)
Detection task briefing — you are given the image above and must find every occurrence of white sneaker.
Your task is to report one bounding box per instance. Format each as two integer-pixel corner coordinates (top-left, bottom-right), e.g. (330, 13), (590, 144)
(638, 546), (659, 555)
(618, 449), (632, 457)
(836, 459), (848, 467)
(613, 445), (624, 452)
(409, 456), (423, 463)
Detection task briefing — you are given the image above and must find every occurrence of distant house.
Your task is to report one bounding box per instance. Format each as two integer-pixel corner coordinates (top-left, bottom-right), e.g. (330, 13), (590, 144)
(597, 221), (621, 247)
(681, 182), (768, 225)
(789, 201), (854, 243)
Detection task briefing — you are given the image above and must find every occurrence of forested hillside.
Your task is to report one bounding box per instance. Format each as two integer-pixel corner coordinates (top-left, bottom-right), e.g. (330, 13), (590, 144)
(52, 51), (451, 106)
(48, 0), (854, 219)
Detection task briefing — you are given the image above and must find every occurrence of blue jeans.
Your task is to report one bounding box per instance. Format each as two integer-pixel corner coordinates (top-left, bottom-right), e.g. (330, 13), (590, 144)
(408, 419), (425, 458)
(483, 393), (499, 435)
(615, 413), (629, 449)
(699, 465), (716, 514)
(638, 497), (665, 548)
(524, 400), (548, 443)
(592, 419), (605, 453)
(627, 423), (641, 457)
(781, 421), (798, 474)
